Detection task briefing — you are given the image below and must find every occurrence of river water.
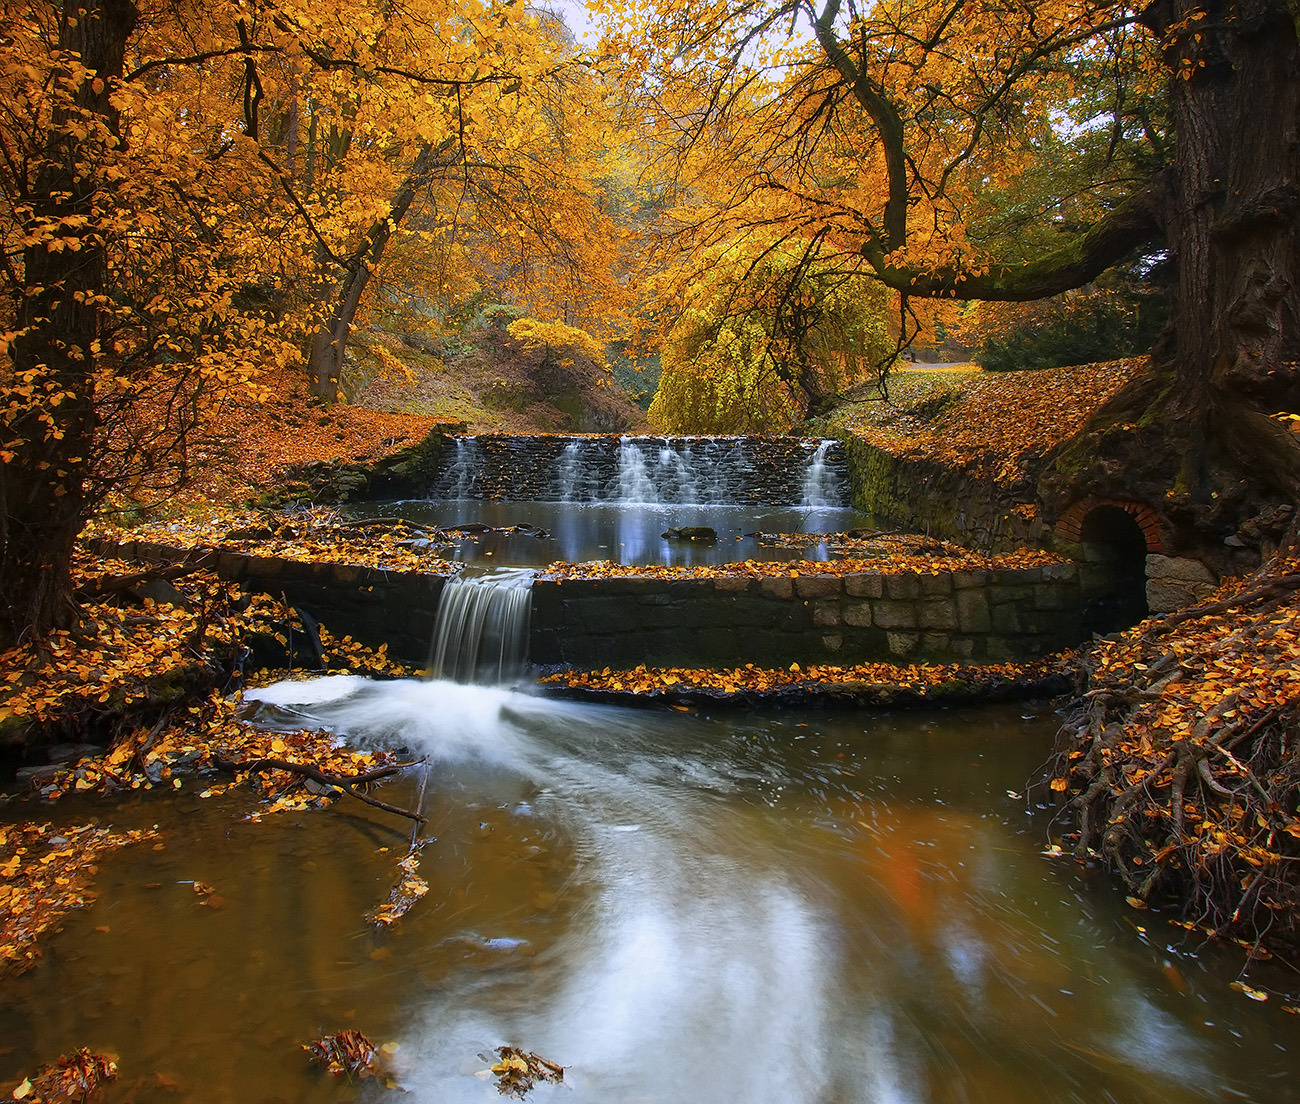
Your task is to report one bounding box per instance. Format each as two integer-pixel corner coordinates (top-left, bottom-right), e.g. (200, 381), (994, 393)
(3, 679), (1299, 1103)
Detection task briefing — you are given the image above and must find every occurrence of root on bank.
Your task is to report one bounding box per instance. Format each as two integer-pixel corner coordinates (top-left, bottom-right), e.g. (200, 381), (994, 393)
(1042, 528), (1300, 957)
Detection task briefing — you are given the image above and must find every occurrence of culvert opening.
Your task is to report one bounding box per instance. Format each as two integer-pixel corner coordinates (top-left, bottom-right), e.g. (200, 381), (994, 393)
(1077, 505), (1150, 634)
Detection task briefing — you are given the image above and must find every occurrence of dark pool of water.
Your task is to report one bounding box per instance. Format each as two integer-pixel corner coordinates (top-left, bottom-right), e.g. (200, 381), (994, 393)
(3, 685), (1299, 1103)
(349, 500), (870, 567)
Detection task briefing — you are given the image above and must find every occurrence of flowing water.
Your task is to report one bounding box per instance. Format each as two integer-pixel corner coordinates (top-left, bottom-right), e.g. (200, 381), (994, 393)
(3, 684), (1300, 1103)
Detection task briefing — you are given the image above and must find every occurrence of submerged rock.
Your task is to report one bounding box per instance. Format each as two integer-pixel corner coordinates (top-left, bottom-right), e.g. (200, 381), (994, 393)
(662, 526), (718, 542)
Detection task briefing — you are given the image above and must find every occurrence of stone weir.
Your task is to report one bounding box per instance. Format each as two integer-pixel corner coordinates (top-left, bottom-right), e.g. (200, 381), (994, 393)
(430, 434), (851, 506)
(102, 541), (1085, 671)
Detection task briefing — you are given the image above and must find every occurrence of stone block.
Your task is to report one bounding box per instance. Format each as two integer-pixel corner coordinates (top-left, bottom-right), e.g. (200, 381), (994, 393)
(887, 631), (920, 656)
(949, 637), (976, 660)
(952, 569), (989, 589)
(918, 600), (958, 630)
(991, 567), (1040, 584)
(918, 633), (953, 657)
(695, 625), (739, 661)
(920, 573), (953, 597)
(245, 555), (284, 580)
(812, 601), (842, 628)
(1041, 562), (1078, 582)
(331, 563), (362, 585)
(884, 573), (921, 600)
(820, 633), (843, 652)
(845, 574), (884, 598)
(873, 601), (918, 630)
(759, 577), (794, 599)
(577, 596), (636, 634)
(956, 590), (991, 633)
(991, 602), (1025, 634)
(1033, 584), (1068, 610)
(1146, 554), (1216, 583)
(713, 576), (751, 593)
(795, 575), (842, 599)
(989, 584), (1032, 605)
(843, 602), (873, 627)
(1147, 577), (1217, 614)
(983, 637), (1017, 662)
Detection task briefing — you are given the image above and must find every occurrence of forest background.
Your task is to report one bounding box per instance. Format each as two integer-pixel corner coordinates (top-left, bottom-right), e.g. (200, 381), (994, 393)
(3, 0), (1295, 649)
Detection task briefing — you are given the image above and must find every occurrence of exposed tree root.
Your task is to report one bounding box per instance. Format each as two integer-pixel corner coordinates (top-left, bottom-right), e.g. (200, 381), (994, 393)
(1041, 526), (1300, 956)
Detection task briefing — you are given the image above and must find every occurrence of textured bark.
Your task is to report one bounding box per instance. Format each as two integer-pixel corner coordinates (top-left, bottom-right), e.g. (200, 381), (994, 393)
(1042, 0), (1300, 529)
(307, 143), (443, 402)
(1, 0), (139, 647)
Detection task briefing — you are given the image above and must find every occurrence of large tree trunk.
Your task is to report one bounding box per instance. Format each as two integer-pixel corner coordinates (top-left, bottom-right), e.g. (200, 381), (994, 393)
(1042, 0), (1300, 535)
(307, 144), (441, 402)
(0, 0), (138, 647)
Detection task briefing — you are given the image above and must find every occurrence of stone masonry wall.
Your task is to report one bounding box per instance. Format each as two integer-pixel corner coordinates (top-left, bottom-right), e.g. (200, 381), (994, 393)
(841, 437), (1048, 553)
(530, 565), (1082, 669)
(102, 541), (1082, 669)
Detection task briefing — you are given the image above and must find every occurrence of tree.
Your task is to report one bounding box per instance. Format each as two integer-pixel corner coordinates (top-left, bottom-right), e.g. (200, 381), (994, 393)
(648, 234), (891, 432)
(0, 0), (621, 645)
(605, 0), (1300, 532)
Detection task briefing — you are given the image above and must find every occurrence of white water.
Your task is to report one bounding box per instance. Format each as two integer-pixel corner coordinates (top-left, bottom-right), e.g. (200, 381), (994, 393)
(427, 567), (534, 684)
(233, 676), (1257, 1104)
(242, 678), (862, 1102)
(801, 439), (840, 509)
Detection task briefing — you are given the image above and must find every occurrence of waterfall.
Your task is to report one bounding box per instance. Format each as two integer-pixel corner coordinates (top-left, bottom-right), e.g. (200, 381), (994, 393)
(426, 434), (850, 508)
(432, 437), (484, 499)
(800, 441), (839, 509)
(613, 435), (657, 503)
(428, 567), (535, 684)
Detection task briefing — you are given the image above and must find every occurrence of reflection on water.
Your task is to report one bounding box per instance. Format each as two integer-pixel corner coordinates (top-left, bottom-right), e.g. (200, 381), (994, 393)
(3, 682), (1300, 1103)
(350, 500), (869, 567)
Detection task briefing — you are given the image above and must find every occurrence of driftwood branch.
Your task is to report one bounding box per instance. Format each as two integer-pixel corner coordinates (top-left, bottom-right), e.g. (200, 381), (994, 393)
(213, 755), (426, 823)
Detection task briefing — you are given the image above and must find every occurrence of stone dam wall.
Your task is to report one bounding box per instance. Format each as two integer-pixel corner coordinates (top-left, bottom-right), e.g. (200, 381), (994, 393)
(430, 434), (849, 505)
(839, 437), (1046, 553)
(103, 541), (1084, 670)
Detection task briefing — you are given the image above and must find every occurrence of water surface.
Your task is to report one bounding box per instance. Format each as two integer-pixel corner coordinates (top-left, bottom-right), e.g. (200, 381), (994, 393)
(2, 683), (1298, 1103)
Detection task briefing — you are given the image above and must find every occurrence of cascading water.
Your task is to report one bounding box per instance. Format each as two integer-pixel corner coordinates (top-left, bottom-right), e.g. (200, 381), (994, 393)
(432, 437), (485, 499)
(800, 440), (839, 509)
(427, 567), (534, 684)
(356, 434), (865, 567)
(426, 434), (850, 507)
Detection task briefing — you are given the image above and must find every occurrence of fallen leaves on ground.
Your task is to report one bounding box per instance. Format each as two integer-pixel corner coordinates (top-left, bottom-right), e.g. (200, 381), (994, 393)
(842, 360), (1140, 486)
(6, 1050), (117, 1103)
(541, 656), (1068, 700)
(0, 822), (158, 979)
(488, 1047), (564, 1098)
(167, 366), (449, 506)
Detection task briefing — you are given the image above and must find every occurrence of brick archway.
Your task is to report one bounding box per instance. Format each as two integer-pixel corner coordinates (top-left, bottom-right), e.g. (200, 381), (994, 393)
(1055, 497), (1165, 553)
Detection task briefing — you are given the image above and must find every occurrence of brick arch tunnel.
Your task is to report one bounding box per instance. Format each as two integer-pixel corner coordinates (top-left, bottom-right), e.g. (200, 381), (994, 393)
(1055, 498), (1164, 635)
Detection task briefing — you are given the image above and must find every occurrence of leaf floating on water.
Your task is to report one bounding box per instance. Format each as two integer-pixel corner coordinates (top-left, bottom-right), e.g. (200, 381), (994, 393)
(1230, 981), (1269, 1002)
(368, 848), (429, 927)
(6, 1049), (117, 1102)
(303, 1028), (389, 1080)
(490, 1046), (564, 1098)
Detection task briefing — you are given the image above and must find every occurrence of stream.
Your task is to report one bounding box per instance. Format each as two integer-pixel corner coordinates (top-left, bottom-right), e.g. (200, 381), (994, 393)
(3, 681), (1299, 1102)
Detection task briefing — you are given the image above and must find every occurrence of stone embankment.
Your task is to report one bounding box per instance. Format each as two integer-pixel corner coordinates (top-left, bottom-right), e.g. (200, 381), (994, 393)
(97, 540), (1084, 669)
